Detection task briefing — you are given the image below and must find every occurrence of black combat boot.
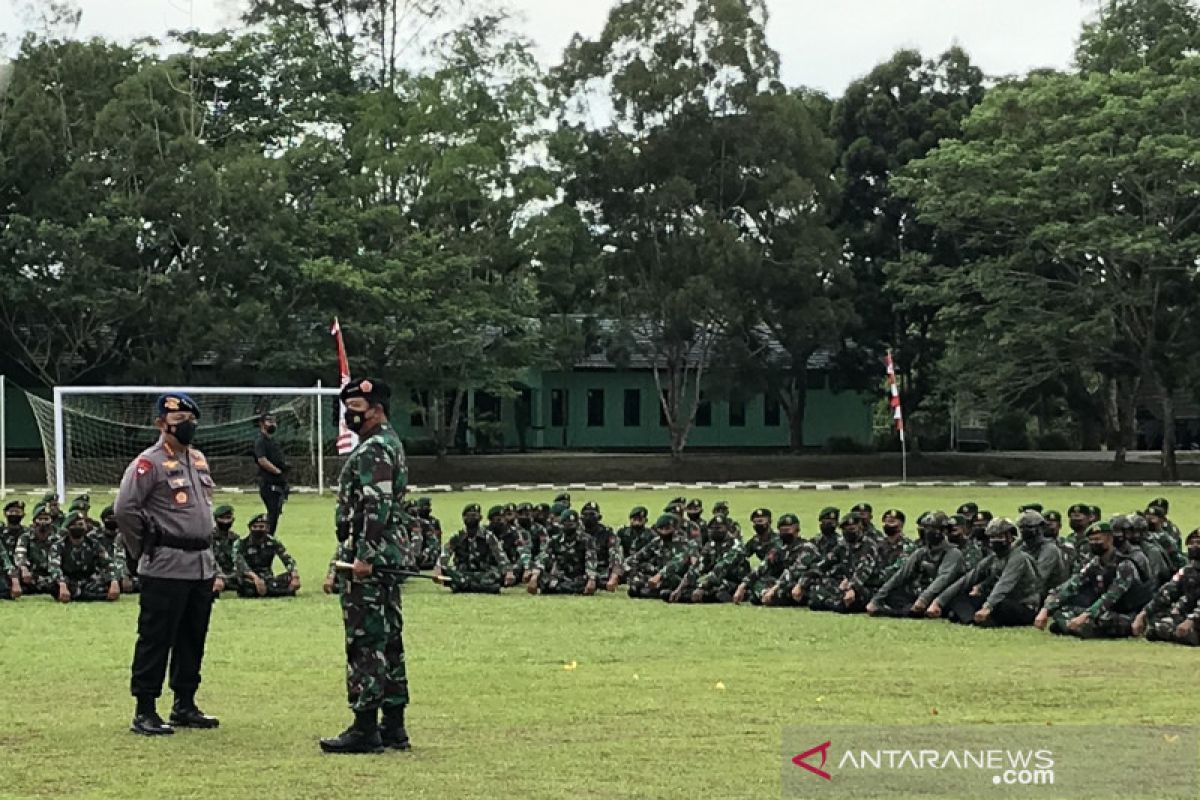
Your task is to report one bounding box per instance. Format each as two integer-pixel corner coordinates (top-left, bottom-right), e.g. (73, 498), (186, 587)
(319, 710), (383, 754)
(380, 705), (411, 751)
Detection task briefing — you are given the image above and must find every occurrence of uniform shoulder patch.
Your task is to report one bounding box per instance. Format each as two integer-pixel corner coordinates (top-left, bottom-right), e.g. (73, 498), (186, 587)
(135, 458), (154, 477)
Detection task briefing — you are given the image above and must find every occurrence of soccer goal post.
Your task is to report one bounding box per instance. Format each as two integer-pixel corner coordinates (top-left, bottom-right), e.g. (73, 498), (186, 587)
(26, 385), (342, 499)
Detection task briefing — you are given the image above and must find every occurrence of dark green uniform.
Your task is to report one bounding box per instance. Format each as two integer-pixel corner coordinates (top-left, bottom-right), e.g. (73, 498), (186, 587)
(438, 526), (510, 593)
(211, 525), (241, 593)
(624, 528), (694, 599)
(871, 540), (965, 617)
(532, 528), (598, 594)
(51, 531), (118, 601)
(1141, 563), (1200, 645)
(803, 537), (880, 613)
(936, 547), (1041, 626)
(234, 531), (299, 597)
(676, 534), (747, 603)
(1044, 551), (1142, 639)
(15, 522), (58, 594)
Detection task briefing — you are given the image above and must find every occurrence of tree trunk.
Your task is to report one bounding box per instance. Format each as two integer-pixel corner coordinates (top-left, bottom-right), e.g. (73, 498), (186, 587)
(1105, 377), (1126, 466)
(784, 379), (808, 453)
(1161, 390), (1178, 481)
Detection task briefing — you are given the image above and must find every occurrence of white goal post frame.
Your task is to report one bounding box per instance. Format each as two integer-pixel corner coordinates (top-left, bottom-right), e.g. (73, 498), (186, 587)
(52, 384), (341, 500)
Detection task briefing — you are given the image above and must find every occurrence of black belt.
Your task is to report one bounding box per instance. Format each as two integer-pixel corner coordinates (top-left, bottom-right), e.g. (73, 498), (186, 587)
(159, 533), (212, 552)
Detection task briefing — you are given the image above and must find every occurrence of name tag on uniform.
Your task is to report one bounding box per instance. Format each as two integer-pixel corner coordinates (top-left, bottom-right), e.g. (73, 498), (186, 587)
(169, 477), (188, 489)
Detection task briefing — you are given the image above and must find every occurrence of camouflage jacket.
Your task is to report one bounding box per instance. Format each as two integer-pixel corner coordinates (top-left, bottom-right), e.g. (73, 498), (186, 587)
(811, 532), (842, 560)
(742, 530), (779, 564)
(1150, 528), (1185, 571)
(804, 537), (881, 595)
(2, 523), (23, 562)
(623, 532), (694, 577)
(877, 535), (915, 582)
(936, 549), (1041, 610)
(688, 537), (748, 590)
(211, 526), (241, 580)
(1137, 540), (1173, 586)
(1142, 563), (1200, 621)
(50, 532), (116, 584)
(958, 539), (986, 572)
(494, 524), (531, 571)
(754, 537), (818, 585)
(518, 521), (549, 563)
(15, 528), (58, 576)
(439, 527), (510, 573)
(584, 523), (622, 577)
(234, 533), (298, 577)
(1044, 552), (1141, 619)
(616, 525), (654, 560)
(535, 530), (598, 581)
(98, 531), (129, 580)
(334, 422), (410, 574)
(0, 536), (13, 575)
(873, 542), (965, 606)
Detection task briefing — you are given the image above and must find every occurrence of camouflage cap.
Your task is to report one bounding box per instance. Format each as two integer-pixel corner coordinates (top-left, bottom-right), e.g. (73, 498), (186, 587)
(248, 513), (269, 527)
(550, 503), (568, 516)
(778, 513), (800, 528)
(462, 503), (482, 516)
(32, 503), (50, 519)
(416, 497), (432, 508)
(213, 505), (235, 518)
(686, 498), (703, 510)
(100, 504), (115, 518)
(582, 501), (600, 514)
(1150, 497), (1170, 513)
(882, 508), (906, 523)
(560, 509), (580, 524)
(850, 502), (873, 513)
(629, 506), (648, 518)
(516, 502), (534, 512)
(956, 502), (978, 517)
(487, 505), (504, 518)
(1018, 503), (1043, 513)
(713, 500), (730, 512)
(819, 507), (839, 521)
(654, 513), (677, 529)
(1067, 503), (1091, 515)
(64, 510), (87, 528)
(1043, 510), (1062, 522)
(4, 499), (24, 512)
(554, 492), (571, 504)
(750, 507), (772, 519)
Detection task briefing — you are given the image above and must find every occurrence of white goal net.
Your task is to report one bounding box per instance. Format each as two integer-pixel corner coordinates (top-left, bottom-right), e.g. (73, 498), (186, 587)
(26, 386), (342, 496)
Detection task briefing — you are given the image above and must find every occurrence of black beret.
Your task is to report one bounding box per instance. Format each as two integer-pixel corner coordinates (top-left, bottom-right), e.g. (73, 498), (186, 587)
(340, 377), (392, 407)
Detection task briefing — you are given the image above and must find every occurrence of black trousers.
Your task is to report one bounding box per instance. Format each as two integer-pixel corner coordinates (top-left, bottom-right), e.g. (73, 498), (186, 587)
(130, 576), (215, 702)
(947, 594), (1037, 627)
(259, 483), (287, 536)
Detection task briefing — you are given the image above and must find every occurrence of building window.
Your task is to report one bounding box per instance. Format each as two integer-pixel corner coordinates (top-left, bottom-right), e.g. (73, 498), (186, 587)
(764, 394), (781, 427)
(624, 388), (641, 427)
(410, 390), (426, 428)
(587, 389), (605, 427)
(659, 390), (669, 427)
(695, 393), (712, 427)
(551, 389), (567, 427)
(729, 398), (746, 427)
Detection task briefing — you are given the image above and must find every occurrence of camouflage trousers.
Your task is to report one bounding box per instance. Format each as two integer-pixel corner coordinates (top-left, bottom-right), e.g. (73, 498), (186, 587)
(442, 567), (502, 594)
(341, 579), (408, 712)
(236, 573), (296, 598)
(1146, 614), (1200, 646)
(627, 571), (681, 599)
(417, 543), (440, 571)
(0, 575), (17, 599)
(537, 573), (592, 595)
(742, 576), (782, 606)
(674, 578), (738, 603)
(1048, 606), (1133, 638)
(19, 573), (57, 595)
(62, 576), (114, 602)
(806, 580), (869, 613)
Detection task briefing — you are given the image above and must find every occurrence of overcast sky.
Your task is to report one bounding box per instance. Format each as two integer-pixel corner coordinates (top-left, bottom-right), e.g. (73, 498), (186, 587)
(2, 0), (1096, 95)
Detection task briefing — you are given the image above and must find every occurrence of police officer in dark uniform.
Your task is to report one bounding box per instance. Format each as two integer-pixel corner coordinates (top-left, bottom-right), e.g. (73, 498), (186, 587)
(253, 412), (288, 536)
(114, 393), (220, 736)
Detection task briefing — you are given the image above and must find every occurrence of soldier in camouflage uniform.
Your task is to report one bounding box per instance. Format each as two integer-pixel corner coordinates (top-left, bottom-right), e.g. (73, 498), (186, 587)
(1036, 522), (1142, 639)
(868, 511), (965, 618)
(50, 510), (119, 602)
(436, 504), (512, 593)
(318, 378), (413, 754)
(1122, 514), (1171, 587)
(532, 502), (552, 529)
(670, 515), (747, 603)
(801, 513), (880, 613)
(68, 494), (95, 531)
(851, 502), (880, 541)
(98, 504), (138, 594)
(1148, 497), (1183, 550)
(15, 504), (59, 595)
(3, 500), (24, 565)
(616, 507), (653, 566)
(488, 505), (530, 585)
(233, 514), (300, 597)
(667, 499), (703, 544)
(515, 502), (548, 573)
(742, 508), (778, 566)
(414, 497), (442, 569)
(876, 508), (913, 583)
(1064, 503), (1095, 571)
(1133, 529), (1200, 645)
(930, 518), (1041, 627)
(554, 492), (571, 510)
(208, 505), (240, 594)
(526, 510), (598, 595)
(948, 514), (983, 571)
(579, 502), (622, 592)
(711, 501), (741, 541)
(0, 510), (18, 598)
(623, 514), (694, 599)
(41, 491), (64, 527)
(1144, 504), (1186, 572)
(812, 507), (842, 559)
(685, 498), (706, 528)
(731, 513), (810, 606)
(1017, 511), (1070, 602)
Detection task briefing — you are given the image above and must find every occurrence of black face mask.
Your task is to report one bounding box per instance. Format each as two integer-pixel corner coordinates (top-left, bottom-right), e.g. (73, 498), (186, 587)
(562, 524), (578, 537)
(5, 515), (22, 527)
(658, 529), (674, 539)
(883, 524), (901, 536)
(843, 530), (860, 544)
(582, 515), (598, 527)
(518, 517), (532, 528)
(1188, 545), (1200, 561)
(925, 531), (945, 547)
(687, 512), (701, 520)
(948, 532), (966, 546)
(168, 419), (197, 446)
(820, 524), (837, 537)
(630, 521), (645, 530)
(972, 527), (989, 542)
(250, 528), (269, 538)
(103, 518), (119, 532)
(779, 529), (797, 542)
(344, 409), (367, 434)
(710, 529), (728, 542)
(1020, 528), (1039, 543)
(67, 526), (86, 539)
(1090, 541), (1109, 556)
(264, 423), (277, 435)
(752, 523), (770, 535)
(990, 540), (1010, 556)
(216, 521), (233, 531)
(464, 518), (480, 531)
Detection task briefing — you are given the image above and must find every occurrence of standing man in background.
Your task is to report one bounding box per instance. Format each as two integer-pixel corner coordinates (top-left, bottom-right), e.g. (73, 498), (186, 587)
(253, 413), (288, 536)
(114, 393), (220, 736)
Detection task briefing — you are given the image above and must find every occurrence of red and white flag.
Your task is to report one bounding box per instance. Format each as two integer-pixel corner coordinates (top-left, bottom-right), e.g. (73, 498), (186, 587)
(331, 318), (357, 454)
(885, 350), (905, 444)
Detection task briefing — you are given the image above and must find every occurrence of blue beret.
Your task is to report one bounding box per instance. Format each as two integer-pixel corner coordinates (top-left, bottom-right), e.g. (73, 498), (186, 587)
(156, 393), (201, 419)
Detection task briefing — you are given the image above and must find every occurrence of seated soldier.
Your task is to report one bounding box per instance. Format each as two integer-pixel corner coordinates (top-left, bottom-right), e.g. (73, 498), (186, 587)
(616, 506), (653, 570)
(741, 514), (816, 607)
(1017, 510), (1070, 601)
(234, 513), (301, 597)
(1124, 513), (1172, 587)
(98, 504), (138, 594)
(41, 491), (64, 527)
(811, 507), (842, 558)
(798, 513), (880, 613)
(15, 504), (59, 595)
(1132, 529), (1200, 645)
(211, 505), (241, 594)
(515, 502), (547, 574)
(875, 509), (913, 584)
(868, 511), (965, 618)
(3, 499), (25, 565)
(488, 505), (529, 585)
(1035, 521), (1143, 639)
(526, 511), (598, 595)
(0, 523), (18, 599)
(929, 518), (1041, 627)
(580, 502), (622, 592)
(742, 508), (778, 565)
(435, 504), (512, 593)
(50, 510), (120, 603)
(949, 514), (984, 571)
(68, 494), (95, 531)
(670, 515), (747, 603)
(623, 514), (694, 599)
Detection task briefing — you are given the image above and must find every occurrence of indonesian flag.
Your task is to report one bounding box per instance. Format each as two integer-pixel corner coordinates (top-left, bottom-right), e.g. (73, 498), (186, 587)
(885, 349), (905, 444)
(331, 318), (357, 454)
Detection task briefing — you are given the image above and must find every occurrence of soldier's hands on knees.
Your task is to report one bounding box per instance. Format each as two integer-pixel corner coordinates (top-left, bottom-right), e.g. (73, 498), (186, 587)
(866, 600), (879, 615)
(323, 574), (335, 594)
(526, 571), (540, 594)
(926, 601), (942, 619)
(20, 566), (31, 583)
(732, 584), (747, 605)
(605, 574), (619, 593)
(842, 588), (856, 606)
(791, 584), (805, 603)
(968, 586), (981, 598)
(254, 576), (267, 596)
(503, 571), (515, 588)
(1033, 608), (1050, 631)
(973, 606), (991, 625)
(1176, 619), (1194, 638)
(668, 587), (682, 603)
(692, 589), (704, 603)
(911, 598), (928, 614)
(1131, 611), (1147, 637)
(761, 586), (776, 605)
(57, 583), (71, 604)
(1067, 612), (1089, 632)
(648, 573), (662, 590)
(107, 581), (120, 602)
(10, 579), (21, 600)
(584, 578), (597, 596)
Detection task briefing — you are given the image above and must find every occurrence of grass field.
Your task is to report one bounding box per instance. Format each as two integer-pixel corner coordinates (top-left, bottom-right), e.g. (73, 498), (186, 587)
(2, 486), (1198, 800)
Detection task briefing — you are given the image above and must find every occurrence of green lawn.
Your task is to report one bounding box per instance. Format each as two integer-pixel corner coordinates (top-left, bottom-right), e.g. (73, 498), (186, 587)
(1, 487), (1197, 800)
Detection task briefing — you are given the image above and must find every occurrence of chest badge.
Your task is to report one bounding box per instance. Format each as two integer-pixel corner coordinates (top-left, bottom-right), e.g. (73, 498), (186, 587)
(174, 491), (189, 505)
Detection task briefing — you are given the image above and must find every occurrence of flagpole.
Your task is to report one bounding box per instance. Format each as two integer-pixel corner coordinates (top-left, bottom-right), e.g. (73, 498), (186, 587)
(886, 349), (907, 485)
